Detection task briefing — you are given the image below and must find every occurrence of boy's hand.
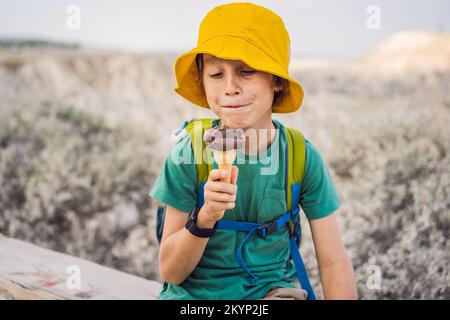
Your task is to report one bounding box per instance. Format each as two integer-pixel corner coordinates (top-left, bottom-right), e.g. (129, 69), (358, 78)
(198, 166), (238, 227)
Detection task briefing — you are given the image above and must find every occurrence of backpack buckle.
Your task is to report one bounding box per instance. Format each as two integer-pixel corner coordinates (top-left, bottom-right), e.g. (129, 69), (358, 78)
(288, 215), (300, 237)
(257, 221), (277, 238)
(170, 119), (194, 142)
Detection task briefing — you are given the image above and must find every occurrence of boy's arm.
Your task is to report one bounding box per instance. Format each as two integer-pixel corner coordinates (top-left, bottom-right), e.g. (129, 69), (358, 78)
(158, 205), (214, 285)
(159, 167), (238, 285)
(309, 212), (358, 299)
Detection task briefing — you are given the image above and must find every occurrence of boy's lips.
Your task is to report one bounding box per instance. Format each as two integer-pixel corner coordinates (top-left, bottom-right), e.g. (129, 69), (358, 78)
(222, 103), (251, 109)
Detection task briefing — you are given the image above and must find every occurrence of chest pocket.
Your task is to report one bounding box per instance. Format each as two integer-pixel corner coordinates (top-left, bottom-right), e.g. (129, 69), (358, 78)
(258, 187), (288, 223)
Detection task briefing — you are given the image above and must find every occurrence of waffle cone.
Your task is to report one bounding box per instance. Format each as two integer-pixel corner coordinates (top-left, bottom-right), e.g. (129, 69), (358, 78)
(213, 149), (237, 183)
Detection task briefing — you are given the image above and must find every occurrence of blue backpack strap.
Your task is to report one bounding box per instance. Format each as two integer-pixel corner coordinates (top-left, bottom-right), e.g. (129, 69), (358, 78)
(193, 125), (316, 299)
(195, 181), (316, 298)
(285, 127), (316, 300)
(156, 205), (166, 244)
(217, 213), (292, 284)
(216, 219), (261, 283)
(196, 181), (207, 208)
(288, 183), (316, 300)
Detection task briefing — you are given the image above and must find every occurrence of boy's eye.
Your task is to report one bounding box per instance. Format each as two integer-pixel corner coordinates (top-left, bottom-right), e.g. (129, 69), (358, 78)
(208, 70), (256, 78)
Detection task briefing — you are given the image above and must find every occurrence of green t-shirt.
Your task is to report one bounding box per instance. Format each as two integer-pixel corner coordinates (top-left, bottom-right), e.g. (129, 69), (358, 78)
(149, 119), (341, 300)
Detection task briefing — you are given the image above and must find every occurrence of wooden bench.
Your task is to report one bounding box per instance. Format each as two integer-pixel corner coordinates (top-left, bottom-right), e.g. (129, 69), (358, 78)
(0, 234), (162, 299)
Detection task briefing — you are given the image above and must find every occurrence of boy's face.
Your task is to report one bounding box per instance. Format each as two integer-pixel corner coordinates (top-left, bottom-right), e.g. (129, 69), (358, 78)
(202, 53), (276, 130)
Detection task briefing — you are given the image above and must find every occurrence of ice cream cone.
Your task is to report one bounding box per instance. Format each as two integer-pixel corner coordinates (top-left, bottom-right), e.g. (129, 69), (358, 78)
(213, 149), (237, 183)
(204, 124), (243, 184)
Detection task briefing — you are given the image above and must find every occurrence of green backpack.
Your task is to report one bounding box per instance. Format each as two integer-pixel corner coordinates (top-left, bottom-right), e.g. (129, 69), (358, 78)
(155, 118), (316, 299)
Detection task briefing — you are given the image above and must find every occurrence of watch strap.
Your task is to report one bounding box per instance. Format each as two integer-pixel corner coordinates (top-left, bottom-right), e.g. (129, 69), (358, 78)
(185, 207), (217, 238)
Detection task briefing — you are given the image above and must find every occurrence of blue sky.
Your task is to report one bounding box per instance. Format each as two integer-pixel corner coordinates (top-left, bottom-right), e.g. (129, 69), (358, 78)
(0, 0), (448, 58)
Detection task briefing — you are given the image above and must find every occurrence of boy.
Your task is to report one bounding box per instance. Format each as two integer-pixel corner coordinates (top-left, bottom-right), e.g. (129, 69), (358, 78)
(149, 2), (357, 300)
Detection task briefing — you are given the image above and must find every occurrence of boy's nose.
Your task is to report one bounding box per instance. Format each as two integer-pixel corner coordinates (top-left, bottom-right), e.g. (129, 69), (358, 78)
(224, 75), (242, 96)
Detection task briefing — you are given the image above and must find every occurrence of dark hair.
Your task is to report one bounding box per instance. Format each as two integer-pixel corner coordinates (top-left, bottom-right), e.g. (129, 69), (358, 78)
(195, 53), (289, 108)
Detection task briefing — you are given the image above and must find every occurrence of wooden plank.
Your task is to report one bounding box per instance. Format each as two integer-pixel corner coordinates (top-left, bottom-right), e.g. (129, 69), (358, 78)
(0, 234), (162, 300)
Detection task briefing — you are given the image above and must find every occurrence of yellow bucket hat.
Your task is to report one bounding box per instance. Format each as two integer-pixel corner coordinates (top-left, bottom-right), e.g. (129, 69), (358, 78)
(174, 2), (304, 113)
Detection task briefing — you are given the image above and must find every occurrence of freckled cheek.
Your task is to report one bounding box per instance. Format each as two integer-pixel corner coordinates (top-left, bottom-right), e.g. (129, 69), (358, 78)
(203, 83), (223, 109)
(203, 82), (217, 99)
(248, 85), (271, 105)
(257, 82), (275, 102)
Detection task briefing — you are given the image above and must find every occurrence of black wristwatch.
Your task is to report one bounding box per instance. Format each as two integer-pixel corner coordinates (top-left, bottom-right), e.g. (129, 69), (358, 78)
(185, 207), (218, 238)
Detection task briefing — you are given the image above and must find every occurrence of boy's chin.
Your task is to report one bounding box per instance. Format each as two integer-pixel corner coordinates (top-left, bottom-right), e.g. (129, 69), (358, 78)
(219, 117), (250, 129)
(220, 114), (272, 130)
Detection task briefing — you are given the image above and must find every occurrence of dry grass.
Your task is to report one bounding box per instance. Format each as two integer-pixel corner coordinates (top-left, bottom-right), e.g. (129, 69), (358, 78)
(0, 44), (449, 298)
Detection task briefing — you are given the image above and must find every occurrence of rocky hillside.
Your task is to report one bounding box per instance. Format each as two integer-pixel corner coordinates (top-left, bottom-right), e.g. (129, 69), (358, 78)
(0, 32), (449, 299)
(362, 31), (450, 75)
